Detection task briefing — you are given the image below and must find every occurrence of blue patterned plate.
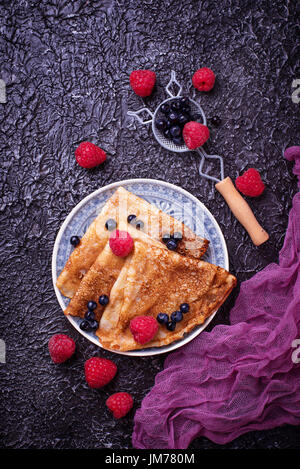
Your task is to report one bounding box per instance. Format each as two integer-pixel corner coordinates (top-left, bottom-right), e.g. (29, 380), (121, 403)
(52, 179), (228, 356)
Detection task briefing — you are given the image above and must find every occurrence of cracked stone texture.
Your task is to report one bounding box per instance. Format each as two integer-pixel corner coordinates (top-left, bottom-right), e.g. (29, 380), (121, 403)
(0, 0), (300, 450)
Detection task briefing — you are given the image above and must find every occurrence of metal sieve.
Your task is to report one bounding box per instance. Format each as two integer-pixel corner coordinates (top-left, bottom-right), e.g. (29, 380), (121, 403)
(127, 71), (268, 246)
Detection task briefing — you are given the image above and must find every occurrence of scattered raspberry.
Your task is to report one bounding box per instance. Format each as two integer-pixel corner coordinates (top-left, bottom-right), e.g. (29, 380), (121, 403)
(235, 168), (265, 197)
(129, 70), (156, 97)
(75, 141), (106, 169)
(48, 334), (75, 364)
(106, 392), (133, 419)
(130, 316), (158, 345)
(109, 230), (134, 257)
(192, 67), (215, 92)
(182, 121), (210, 150)
(84, 357), (117, 388)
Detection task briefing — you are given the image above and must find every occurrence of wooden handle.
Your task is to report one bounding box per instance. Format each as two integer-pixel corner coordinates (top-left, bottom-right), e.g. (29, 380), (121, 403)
(215, 177), (269, 246)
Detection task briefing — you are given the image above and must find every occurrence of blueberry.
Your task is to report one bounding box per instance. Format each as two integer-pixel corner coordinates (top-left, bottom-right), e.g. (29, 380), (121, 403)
(171, 310), (183, 322)
(210, 116), (221, 127)
(80, 319), (92, 331)
(170, 125), (181, 138)
(178, 114), (189, 126)
(165, 119), (172, 129)
(99, 294), (109, 306)
(168, 111), (178, 123)
(89, 319), (99, 331)
(180, 303), (190, 313)
(87, 300), (97, 311)
(127, 214), (137, 224)
(166, 321), (176, 331)
(179, 97), (189, 106)
(172, 136), (184, 146)
(173, 231), (182, 241)
(134, 219), (144, 230)
(70, 236), (80, 247)
(182, 103), (190, 112)
(105, 219), (117, 231)
(162, 233), (171, 244)
(171, 100), (182, 111)
(160, 103), (170, 114)
(163, 128), (171, 138)
(85, 310), (95, 321)
(155, 118), (166, 130)
(157, 313), (169, 324)
(166, 239), (177, 251)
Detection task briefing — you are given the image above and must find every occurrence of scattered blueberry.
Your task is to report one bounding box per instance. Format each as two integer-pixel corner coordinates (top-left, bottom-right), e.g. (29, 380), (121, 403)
(89, 320), (99, 331)
(127, 214), (137, 224)
(87, 300), (97, 311)
(155, 118), (166, 130)
(173, 231), (183, 240)
(105, 218), (117, 231)
(99, 294), (109, 306)
(134, 219), (144, 230)
(171, 310), (183, 323)
(210, 116), (221, 127)
(162, 233), (171, 244)
(157, 313), (169, 324)
(70, 235), (80, 247)
(166, 239), (177, 251)
(180, 303), (190, 313)
(160, 103), (170, 114)
(80, 319), (92, 331)
(166, 321), (176, 331)
(170, 125), (181, 138)
(85, 310), (95, 321)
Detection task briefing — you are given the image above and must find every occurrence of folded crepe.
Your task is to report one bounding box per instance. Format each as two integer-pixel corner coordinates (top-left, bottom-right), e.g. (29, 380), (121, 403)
(56, 187), (209, 298)
(64, 228), (236, 352)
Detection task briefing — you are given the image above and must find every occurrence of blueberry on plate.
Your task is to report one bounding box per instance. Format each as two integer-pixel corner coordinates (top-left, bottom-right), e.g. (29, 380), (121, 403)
(172, 136), (184, 146)
(166, 321), (176, 331)
(87, 300), (97, 311)
(180, 303), (190, 313)
(160, 103), (170, 114)
(157, 313), (169, 324)
(85, 310), (95, 321)
(99, 294), (109, 306)
(170, 125), (181, 138)
(171, 310), (183, 323)
(80, 319), (92, 332)
(155, 118), (166, 130)
(166, 239), (177, 251)
(70, 235), (80, 247)
(127, 214), (137, 224)
(105, 218), (117, 231)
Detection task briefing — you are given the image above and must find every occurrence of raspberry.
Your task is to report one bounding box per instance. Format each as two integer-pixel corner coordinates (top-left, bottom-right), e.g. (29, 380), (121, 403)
(48, 334), (75, 364)
(235, 168), (265, 197)
(129, 70), (156, 97)
(129, 316), (158, 345)
(106, 392), (133, 419)
(84, 357), (117, 388)
(109, 230), (134, 257)
(75, 141), (106, 169)
(182, 121), (210, 150)
(192, 67), (215, 92)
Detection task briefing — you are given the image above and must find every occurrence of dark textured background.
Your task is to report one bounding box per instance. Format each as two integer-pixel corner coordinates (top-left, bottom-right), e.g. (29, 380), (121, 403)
(0, 0), (300, 450)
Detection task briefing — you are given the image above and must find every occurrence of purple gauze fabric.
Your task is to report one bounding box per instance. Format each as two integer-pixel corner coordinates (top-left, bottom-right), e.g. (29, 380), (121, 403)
(132, 147), (300, 449)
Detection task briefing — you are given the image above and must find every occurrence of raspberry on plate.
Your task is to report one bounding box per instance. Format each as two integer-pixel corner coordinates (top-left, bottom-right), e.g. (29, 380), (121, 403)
(129, 70), (156, 97)
(106, 392), (133, 419)
(235, 168), (265, 197)
(84, 357), (117, 388)
(48, 334), (75, 364)
(75, 141), (106, 169)
(129, 315), (158, 345)
(109, 230), (134, 257)
(192, 67), (215, 92)
(182, 121), (210, 150)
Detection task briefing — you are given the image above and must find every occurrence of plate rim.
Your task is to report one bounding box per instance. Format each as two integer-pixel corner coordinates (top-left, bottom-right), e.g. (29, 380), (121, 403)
(52, 178), (229, 356)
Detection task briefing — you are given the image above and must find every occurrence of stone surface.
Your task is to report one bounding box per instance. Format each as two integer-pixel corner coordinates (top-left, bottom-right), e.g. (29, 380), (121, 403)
(0, 0), (299, 449)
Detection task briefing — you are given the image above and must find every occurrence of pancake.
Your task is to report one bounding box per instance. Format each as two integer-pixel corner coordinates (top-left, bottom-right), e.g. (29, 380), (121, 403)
(56, 187), (209, 298)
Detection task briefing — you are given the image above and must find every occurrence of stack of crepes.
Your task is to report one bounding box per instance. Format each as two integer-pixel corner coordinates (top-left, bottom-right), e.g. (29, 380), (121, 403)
(132, 147), (300, 449)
